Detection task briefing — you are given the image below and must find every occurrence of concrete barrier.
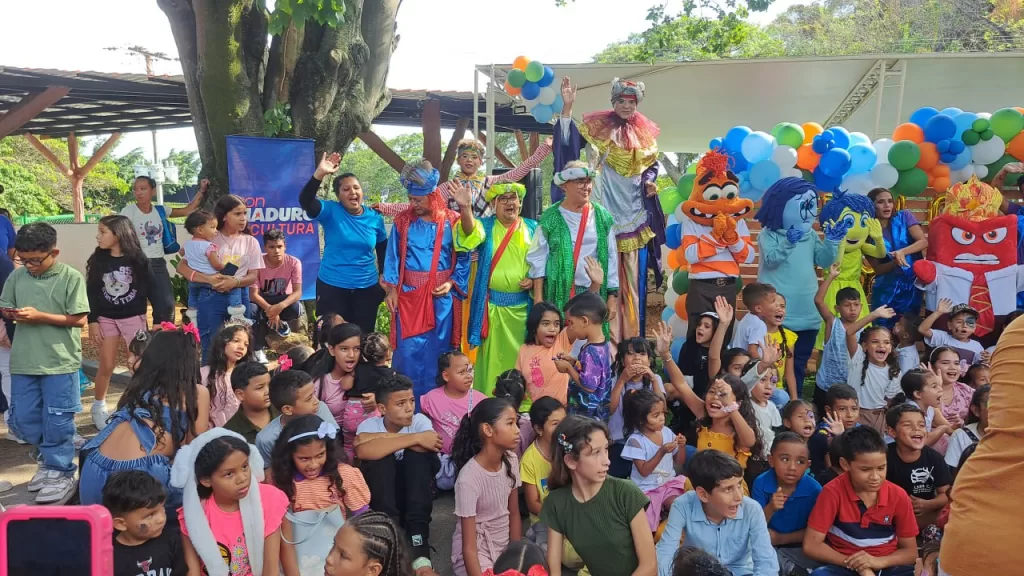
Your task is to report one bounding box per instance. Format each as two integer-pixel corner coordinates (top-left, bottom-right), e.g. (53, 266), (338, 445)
(50, 222), (183, 277)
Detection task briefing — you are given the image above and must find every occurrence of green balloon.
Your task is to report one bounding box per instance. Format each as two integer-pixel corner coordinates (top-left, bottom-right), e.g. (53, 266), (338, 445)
(892, 167), (928, 197)
(686, 162), (697, 174)
(659, 188), (683, 215)
(980, 129), (995, 141)
(525, 61), (545, 83)
(736, 275), (744, 291)
(507, 69), (526, 89)
(888, 141), (921, 171)
(989, 108), (1024, 142)
(972, 118), (991, 132)
(775, 123), (805, 148)
(672, 269), (690, 295)
(962, 130), (981, 146)
(677, 174), (696, 201)
(984, 154), (1018, 183)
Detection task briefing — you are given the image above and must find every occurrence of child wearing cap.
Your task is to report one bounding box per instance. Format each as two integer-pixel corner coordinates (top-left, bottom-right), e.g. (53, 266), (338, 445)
(918, 298), (986, 368)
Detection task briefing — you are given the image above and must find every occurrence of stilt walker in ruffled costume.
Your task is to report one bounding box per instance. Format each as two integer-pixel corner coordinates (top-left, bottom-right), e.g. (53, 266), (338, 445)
(376, 138), (552, 365)
(553, 76), (664, 343)
(383, 161), (484, 404)
(467, 183), (537, 395)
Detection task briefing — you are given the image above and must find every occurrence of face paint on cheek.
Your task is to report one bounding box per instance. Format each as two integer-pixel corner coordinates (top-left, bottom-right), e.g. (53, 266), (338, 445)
(138, 523), (149, 534)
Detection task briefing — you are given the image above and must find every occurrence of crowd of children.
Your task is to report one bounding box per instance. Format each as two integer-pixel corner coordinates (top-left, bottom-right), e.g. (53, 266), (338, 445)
(0, 209), (1011, 576)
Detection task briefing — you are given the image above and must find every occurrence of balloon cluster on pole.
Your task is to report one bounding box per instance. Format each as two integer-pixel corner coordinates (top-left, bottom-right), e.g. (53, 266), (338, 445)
(697, 105), (1024, 200)
(506, 56), (560, 125)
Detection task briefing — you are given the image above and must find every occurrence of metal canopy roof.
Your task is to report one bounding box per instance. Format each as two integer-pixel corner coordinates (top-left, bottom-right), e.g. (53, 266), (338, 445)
(476, 52), (1024, 152)
(0, 66), (549, 137)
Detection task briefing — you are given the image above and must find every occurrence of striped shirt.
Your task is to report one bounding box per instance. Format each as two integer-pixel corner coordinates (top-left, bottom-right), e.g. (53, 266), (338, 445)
(291, 463), (372, 514)
(807, 472), (918, 557)
(681, 217), (754, 278)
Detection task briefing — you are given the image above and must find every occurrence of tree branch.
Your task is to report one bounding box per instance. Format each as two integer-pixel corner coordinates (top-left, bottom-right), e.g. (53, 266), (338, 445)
(659, 152), (681, 185)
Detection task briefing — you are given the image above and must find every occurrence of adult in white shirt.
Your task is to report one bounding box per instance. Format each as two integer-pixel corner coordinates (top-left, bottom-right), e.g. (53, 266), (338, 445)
(120, 176), (206, 323)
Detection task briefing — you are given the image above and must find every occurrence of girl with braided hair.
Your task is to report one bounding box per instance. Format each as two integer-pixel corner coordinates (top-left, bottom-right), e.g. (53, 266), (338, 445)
(324, 511), (417, 576)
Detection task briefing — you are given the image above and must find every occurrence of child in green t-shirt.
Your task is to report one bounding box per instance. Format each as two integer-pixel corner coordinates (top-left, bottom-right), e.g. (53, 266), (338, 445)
(0, 223), (90, 504)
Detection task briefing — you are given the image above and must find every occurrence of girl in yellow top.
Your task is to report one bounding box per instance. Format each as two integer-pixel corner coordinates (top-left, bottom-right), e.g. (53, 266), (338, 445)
(660, 321), (762, 494)
(764, 293), (799, 408)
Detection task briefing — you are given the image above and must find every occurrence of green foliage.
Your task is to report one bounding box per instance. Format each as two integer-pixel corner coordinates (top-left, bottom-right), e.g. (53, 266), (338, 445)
(113, 147), (148, 184)
(375, 302), (390, 334)
(163, 149), (201, 196)
(336, 133), (424, 204)
(169, 256), (190, 306)
(268, 0), (346, 35)
(264, 102), (293, 137)
(0, 161), (63, 217)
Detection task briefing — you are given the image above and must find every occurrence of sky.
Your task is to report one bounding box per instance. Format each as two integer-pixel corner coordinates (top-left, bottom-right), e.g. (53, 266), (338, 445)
(0, 0), (799, 166)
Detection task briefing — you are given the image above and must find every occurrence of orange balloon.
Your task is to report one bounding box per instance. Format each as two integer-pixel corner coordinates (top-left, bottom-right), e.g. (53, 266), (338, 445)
(504, 81), (521, 96)
(802, 122), (824, 145)
(666, 250), (680, 271)
(932, 164), (950, 177)
(933, 177), (951, 192)
(1016, 107), (1024, 115)
(917, 142), (939, 171)
(1008, 132), (1024, 161)
(796, 144), (820, 170)
(674, 293), (689, 321)
(513, 56), (531, 71)
(893, 123), (925, 143)
(927, 174), (935, 187)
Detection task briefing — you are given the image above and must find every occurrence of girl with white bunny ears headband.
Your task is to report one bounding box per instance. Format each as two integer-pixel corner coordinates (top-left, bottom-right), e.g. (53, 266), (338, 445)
(170, 428), (268, 576)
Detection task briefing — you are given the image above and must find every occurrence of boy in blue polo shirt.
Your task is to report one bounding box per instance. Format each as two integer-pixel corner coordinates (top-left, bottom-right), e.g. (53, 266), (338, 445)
(752, 431), (823, 575)
(803, 427), (918, 576)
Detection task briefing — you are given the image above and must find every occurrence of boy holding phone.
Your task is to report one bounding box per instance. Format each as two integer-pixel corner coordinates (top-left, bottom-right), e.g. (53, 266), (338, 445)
(0, 223), (89, 504)
(103, 470), (186, 576)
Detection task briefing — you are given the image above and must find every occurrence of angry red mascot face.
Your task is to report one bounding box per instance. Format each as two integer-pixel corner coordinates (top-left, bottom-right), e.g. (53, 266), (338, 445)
(927, 214), (1018, 273)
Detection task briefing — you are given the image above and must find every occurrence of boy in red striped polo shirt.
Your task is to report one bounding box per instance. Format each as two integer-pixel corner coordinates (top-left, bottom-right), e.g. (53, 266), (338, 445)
(802, 427), (918, 576)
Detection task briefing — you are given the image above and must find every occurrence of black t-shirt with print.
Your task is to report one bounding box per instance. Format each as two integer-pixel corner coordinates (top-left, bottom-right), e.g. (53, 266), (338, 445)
(113, 527), (186, 576)
(886, 443), (952, 500)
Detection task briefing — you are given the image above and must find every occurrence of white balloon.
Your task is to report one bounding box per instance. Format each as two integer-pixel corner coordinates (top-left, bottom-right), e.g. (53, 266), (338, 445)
(789, 168), (803, 178)
(664, 285), (679, 309)
(842, 173), (874, 195)
(977, 112), (992, 120)
(973, 164), (989, 179)
(950, 166), (972, 183)
(771, 146), (798, 170)
(537, 86), (557, 106)
(872, 139), (895, 163)
(970, 137), (1005, 165)
(524, 97), (539, 110)
(674, 204), (687, 224)
(668, 315), (688, 337)
(870, 163), (899, 188)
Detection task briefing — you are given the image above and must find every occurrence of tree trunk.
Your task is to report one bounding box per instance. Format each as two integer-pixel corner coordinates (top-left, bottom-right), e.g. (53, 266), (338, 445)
(158, 0), (401, 202)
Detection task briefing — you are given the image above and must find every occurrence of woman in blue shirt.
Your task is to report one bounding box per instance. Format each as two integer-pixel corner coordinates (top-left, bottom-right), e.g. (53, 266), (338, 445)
(298, 152), (388, 334)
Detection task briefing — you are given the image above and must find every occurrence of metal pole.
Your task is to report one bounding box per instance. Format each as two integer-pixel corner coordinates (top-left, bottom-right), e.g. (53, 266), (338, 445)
(473, 68), (480, 139)
(872, 60), (885, 139)
(152, 130), (163, 206)
(893, 60), (907, 131)
(485, 64), (496, 175)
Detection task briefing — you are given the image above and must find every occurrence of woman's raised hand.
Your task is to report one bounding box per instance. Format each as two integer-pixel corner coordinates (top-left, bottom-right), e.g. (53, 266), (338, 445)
(314, 152), (342, 180)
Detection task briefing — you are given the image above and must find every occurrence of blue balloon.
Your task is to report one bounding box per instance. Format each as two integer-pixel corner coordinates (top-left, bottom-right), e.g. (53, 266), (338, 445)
(741, 131), (775, 164)
(736, 170), (749, 184)
(521, 81), (540, 100)
(847, 144), (877, 174)
(551, 94), (564, 114)
(725, 126), (753, 152)
(814, 167), (841, 192)
(849, 132), (872, 147)
(812, 138), (831, 155)
(949, 148), (972, 170)
(740, 180), (764, 202)
(670, 338), (684, 361)
(936, 140), (951, 154)
(820, 148), (852, 178)
(819, 131), (835, 143)
(940, 107), (963, 117)
(940, 153), (957, 164)
(537, 66), (555, 88)
(750, 160), (782, 190)
(725, 150), (748, 173)
(825, 127), (851, 149)
(665, 223), (682, 249)
(924, 114), (957, 143)
(661, 308), (675, 322)
(532, 104), (554, 124)
(709, 137), (724, 150)
(953, 112), (978, 139)
(949, 140), (965, 155)
(910, 106), (939, 127)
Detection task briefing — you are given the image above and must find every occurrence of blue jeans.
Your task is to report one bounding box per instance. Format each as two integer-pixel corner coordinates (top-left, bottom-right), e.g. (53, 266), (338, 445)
(771, 388), (792, 409)
(195, 286), (251, 363)
(793, 329), (818, 395)
(8, 372), (80, 474)
(810, 566), (915, 576)
(189, 282), (243, 309)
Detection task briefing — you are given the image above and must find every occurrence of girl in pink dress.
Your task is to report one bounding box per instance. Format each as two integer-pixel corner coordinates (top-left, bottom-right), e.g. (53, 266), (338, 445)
(309, 322), (376, 462)
(202, 323), (253, 428)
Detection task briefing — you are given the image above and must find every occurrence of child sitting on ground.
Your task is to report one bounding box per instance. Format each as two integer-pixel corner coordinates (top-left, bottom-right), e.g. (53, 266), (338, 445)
(203, 322), (254, 428)
(104, 470), (186, 576)
(919, 299), (985, 368)
(493, 369), (534, 457)
(808, 384), (860, 479)
(516, 302), (572, 410)
(963, 363), (990, 389)
(656, 450), (778, 576)
(782, 399), (817, 443)
(889, 369), (953, 453)
(670, 547), (731, 576)
(620, 389), (688, 532)
(223, 361), (277, 444)
(354, 374), (442, 572)
(764, 294), (799, 408)
(520, 397), (566, 548)
(675, 296), (727, 438)
(814, 264), (865, 416)
(752, 432), (823, 576)
(183, 210), (246, 324)
(748, 360), (782, 460)
(255, 368), (338, 466)
(554, 292), (614, 421)
(893, 314), (922, 377)
(355, 331), (395, 398)
(814, 432), (845, 488)
(803, 426), (918, 576)
(421, 350), (489, 490)
(729, 282), (777, 357)
(608, 336), (666, 478)
(845, 306), (902, 433)
(944, 384), (989, 472)
(885, 403), (951, 529)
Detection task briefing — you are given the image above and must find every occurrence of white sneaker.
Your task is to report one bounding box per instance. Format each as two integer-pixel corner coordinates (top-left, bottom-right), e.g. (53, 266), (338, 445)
(74, 434), (87, 449)
(91, 401), (110, 430)
(27, 468), (62, 492)
(0, 479), (12, 493)
(5, 430), (26, 444)
(254, 350), (269, 364)
(35, 475), (76, 504)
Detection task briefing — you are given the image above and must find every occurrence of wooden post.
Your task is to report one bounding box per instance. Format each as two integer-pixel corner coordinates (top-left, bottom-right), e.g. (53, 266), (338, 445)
(24, 131), (121, 223)
(513, 130), (529, 162)
(439, 118), (470, 183)
(0, 86), (69, 139)
(357, 131), (406, 173)
(422, 99), (442, 168)
(528, 132), (540, 156)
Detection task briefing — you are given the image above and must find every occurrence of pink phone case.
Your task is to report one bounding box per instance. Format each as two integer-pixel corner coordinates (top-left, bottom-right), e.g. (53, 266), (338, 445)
(0, 505), (113, 575)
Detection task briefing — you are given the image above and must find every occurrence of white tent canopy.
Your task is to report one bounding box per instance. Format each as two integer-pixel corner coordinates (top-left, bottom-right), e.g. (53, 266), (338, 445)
(475, 53), (1024, 153)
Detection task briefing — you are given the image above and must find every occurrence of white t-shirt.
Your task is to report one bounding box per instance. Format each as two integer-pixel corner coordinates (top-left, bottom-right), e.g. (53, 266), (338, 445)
(355, 413), (433, 459)
(621, 427), (677, 492)
(896, 345), (921, 377)
(120, 203), (166, 259)
(752, 401), (782, 458)
(944, 423), (983, 468)
(925, 330), (984, 368)
(608, 376), (666, 442)
(847, 346), (902, 410)
(730, 313), (768, 352)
